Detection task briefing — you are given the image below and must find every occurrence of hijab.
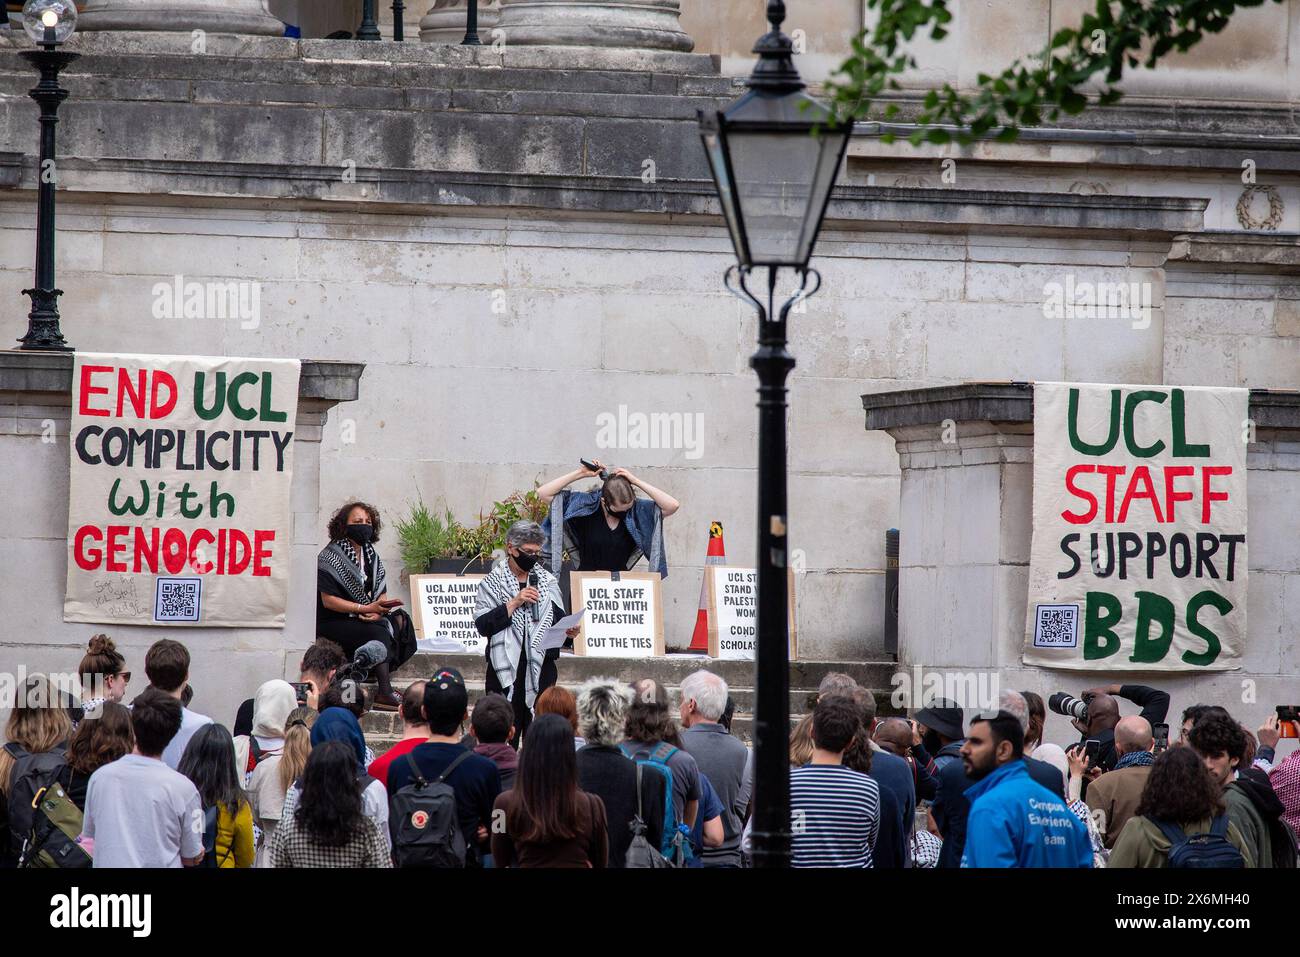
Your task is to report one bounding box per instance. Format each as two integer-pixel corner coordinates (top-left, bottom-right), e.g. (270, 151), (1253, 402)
(311, 707), (368, 771)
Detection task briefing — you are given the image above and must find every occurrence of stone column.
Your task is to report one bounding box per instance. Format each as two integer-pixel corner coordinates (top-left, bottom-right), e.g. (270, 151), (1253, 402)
(419, 0), (501, 44)
(862, 382), (1300, 746)
(78, 0), (286, 35)
(492, 0), (693, 51)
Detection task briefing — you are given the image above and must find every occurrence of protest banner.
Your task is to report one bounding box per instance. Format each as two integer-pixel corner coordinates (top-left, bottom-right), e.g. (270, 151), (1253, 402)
(409, 573), (487, 654)
(569, 571), (664, 657)
(705, 566), (797, 660)
(1024, 382), (1248, 671)
(65, 353), (300, 627)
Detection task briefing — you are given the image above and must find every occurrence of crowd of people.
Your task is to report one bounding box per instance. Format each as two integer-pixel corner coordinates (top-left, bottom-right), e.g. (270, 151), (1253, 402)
(3, 627), (1297, 869)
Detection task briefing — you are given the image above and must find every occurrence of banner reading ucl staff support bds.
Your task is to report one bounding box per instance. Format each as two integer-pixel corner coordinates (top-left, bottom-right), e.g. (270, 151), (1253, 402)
(1024, 382), (1248, 671)
(65, 353), (300, 627)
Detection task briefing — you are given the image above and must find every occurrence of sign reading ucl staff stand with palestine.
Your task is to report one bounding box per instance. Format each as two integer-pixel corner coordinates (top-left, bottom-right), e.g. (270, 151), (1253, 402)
(1024, 382), (1248, 672)
(706, 566), (797, 660)
(65, 354), (300, 627)
(570, 571), (665, 657)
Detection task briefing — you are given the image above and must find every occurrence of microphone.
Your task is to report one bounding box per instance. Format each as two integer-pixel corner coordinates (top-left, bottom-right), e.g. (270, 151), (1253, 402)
(348, 640), (388, 681)
(528, 570), (540, 621)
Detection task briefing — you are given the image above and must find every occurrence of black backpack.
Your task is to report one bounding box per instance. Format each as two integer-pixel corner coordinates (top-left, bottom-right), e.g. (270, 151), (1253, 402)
(1154, 814), (1246, 868)
(389, 750), (473, 868)
(4, 743), (68, 860)
(19, 765), (91, 869)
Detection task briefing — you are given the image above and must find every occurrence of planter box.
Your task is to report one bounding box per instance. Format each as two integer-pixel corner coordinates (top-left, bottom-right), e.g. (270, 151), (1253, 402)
(425, 556), (494, 576)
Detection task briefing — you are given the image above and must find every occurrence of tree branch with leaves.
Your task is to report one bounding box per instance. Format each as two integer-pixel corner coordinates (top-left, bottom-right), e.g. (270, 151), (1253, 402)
(825, 0), (1283, 145)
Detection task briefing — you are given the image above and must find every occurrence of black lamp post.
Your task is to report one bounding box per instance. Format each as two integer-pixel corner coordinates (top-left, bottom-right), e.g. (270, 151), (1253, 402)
(357, 0), (381, 40)
(392, 1), (405, 41)
(17, 0), (79, 352)
(697, 0), (849, 868)
(461, 0), (481, 45)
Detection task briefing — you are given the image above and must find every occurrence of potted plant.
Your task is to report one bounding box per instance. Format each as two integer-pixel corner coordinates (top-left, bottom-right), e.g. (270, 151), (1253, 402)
(393, 499), (494, 577)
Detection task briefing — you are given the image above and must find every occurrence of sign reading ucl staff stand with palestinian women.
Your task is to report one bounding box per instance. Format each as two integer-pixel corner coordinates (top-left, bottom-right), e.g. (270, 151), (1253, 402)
(1024, 382), (1248, 672)
(65, 353), (300, 627)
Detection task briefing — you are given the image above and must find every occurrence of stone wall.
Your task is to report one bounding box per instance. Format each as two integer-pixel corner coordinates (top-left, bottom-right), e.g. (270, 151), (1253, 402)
(0, 31), (1296, 700)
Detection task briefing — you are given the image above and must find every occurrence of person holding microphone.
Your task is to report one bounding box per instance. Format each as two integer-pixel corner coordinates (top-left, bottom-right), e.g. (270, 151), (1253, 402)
(474, 521), (580, 744)
(538, 459), (679, 579)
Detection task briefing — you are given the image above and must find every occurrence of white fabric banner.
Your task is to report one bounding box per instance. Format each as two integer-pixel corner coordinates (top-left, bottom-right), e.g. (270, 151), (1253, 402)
(1023, 382), (1248, 671)
(65, 353), (300, 627)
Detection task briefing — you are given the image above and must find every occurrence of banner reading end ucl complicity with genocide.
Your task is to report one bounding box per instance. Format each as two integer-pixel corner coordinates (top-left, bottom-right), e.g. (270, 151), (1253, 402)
(1024, 382), (1248, 672)
(64, 353), (300, 628)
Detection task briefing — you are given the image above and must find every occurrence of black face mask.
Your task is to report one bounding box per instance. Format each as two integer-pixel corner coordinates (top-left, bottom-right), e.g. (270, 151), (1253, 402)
(346, 523), (374, 544)
(513, 550), (540, 571)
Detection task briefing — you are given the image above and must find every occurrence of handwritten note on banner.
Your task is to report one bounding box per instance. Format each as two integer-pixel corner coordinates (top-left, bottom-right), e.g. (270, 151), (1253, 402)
(1023, 382), (1248, 672)
(65, 353), (300, 627)
(570, 572), (665, 657)
(409, 574), (487, 655)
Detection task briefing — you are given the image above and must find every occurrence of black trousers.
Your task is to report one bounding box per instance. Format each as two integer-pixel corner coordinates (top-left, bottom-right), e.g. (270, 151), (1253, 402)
(318, 615), (395, 660)
(485, 650), (558, 746)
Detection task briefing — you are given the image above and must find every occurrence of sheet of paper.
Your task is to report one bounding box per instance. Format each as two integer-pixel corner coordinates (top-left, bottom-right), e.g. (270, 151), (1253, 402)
(540, 609), (584, 650)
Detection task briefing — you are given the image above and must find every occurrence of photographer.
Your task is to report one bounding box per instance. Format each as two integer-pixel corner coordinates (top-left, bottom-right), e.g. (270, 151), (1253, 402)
(1057, 683), (1170, 774)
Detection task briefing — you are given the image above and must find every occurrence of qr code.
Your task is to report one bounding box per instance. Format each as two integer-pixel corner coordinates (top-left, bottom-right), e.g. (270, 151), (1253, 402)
(1033, 604), (1079, 648)
(155, 578), (202, 623)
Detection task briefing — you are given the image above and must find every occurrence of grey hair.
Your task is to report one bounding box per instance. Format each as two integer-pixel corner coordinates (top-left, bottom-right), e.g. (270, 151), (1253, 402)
(576, 678), (634, 747)
(505, 520), (545, 548)
(998, 690), (1030, 734)
(680, 670), (728, 722)
(817, 672), (858, 699)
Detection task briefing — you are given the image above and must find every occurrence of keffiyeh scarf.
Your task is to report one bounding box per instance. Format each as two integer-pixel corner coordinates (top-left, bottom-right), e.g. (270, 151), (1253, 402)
(319, 538), (387, 604)
(476, 557), (560, 711)
(1115, 750), (1156, 770)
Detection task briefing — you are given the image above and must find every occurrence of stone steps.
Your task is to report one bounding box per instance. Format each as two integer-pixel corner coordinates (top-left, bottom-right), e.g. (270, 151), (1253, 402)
(362, 653), (900, 755)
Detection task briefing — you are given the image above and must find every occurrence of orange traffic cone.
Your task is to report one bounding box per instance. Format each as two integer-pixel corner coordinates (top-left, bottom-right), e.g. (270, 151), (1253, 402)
(689, 521), (727, 652)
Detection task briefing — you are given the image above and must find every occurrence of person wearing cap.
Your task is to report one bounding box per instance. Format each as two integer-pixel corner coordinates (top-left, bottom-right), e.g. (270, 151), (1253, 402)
(385, 667), (502, 866)
(475, 520), (581, 744)
(915, 699), (966, 774)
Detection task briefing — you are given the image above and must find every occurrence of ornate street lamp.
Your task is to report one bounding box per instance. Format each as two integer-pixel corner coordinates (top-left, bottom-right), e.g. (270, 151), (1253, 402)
(357, 0), (381, 40)
(17, 0), (78, 352)
(392, 1), (406, 41)
(697, 0), (849, 868)
(462, 0), (481, 45)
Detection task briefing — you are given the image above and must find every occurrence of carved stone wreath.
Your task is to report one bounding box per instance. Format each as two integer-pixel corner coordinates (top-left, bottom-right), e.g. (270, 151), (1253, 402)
(1235, 185), (1284, 231)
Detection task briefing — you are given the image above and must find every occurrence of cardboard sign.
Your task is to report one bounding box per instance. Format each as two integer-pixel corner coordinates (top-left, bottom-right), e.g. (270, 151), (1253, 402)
(409, 574), (487, 654)
(706, 566), (797, 660)
(1024, 382), (1249, 671)
(569, 571), (664, 657)
(65, 353), (299, 627)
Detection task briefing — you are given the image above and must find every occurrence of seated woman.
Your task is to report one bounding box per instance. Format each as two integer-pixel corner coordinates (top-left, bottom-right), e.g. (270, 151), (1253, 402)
(316, 500), (414, 711)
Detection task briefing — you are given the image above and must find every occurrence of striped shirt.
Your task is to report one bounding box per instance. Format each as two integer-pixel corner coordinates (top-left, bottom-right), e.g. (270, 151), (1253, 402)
(790, 764), (881, 868)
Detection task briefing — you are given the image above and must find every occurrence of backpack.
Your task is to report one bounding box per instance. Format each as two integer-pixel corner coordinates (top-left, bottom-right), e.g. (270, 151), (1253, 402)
(389, 750), (473, 868)
(19, 766), (91, 869)
(625, 762), (673, 869)
(1154, 814), (1246, 869)
(619, 742), (693, 866)
(4, 743), (69, 860)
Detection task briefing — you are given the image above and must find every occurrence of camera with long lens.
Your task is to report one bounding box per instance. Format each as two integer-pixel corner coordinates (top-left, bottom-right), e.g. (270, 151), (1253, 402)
(1048, 692), (1089, 723)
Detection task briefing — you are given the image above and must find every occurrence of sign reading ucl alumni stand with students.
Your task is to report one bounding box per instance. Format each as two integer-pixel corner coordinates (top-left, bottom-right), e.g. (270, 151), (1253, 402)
(65, 353), (300, 627)
(1024, 382), (1248, 672)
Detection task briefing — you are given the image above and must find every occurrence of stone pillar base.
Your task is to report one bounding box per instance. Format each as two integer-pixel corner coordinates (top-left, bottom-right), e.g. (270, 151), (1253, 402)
(494, 0), (692, 51)
(78, 0), (285, 36)
(419, 2), (502, 44)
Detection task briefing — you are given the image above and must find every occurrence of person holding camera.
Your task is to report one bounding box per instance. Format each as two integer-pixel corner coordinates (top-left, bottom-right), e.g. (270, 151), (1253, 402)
(317, 501), (416, 711)
(538, 459), (678, 580)
(1055, 683), (1170, 775)
(474, 521), (581, 743)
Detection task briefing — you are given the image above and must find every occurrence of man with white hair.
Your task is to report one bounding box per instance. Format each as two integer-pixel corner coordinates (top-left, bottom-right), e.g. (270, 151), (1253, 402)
(679, 669), (751, 867)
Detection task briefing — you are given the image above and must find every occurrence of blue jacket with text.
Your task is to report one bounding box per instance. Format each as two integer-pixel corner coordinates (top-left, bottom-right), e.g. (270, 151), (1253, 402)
(960, 760), (1093, 868)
